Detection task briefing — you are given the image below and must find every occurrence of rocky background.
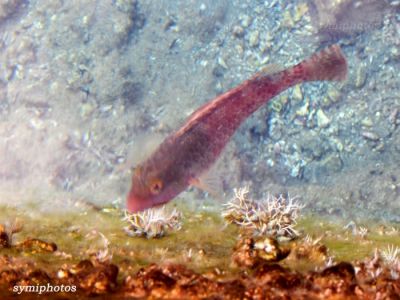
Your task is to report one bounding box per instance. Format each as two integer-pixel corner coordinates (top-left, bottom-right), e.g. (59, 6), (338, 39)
(0, 0), (399, 220)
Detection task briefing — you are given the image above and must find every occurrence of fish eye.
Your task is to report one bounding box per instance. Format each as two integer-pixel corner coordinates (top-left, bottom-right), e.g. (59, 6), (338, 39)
(149, 179), (163, 194)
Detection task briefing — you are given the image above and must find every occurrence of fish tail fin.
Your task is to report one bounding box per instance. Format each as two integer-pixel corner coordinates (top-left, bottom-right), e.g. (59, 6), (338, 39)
(295, 44), (348, 82)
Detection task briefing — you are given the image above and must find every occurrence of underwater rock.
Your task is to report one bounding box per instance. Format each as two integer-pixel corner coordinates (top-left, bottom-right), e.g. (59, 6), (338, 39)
(361, 131), (380, 141)
(316, 109), (331, 128)
(16, 238), (57, 253)
(16, 269), (52, 287)
(0, 222), (57, 252)
(252, 263), (302, 290)
(232, 25), (245, 38)
(57, 259), (118, 295)
(1, 249), (400, 299)
(254, 237), (291, 262)
(0, 221), (22, 248)
(361, 117), (374, 128)
(313, 262), (356, 294)
(231, 238), (263, 268)
(292, 85), (303, 102)
(122, 264), (246, 299)
(0, 255), (52, 289)
(248, 30), (259, 48)
(321, 86), (342, 108)
(212, 64), (225, 78)
(0, 226), (10, 248)
(232, 237), (290, 268)
(354, 64), (368, 89)
(291, 237), (329, 264)
(0, 0), (25, 24)
(296, 100), (309, 117)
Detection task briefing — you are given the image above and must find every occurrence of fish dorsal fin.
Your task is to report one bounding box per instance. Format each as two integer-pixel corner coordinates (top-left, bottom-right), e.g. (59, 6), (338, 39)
(253, 63), (284, 79)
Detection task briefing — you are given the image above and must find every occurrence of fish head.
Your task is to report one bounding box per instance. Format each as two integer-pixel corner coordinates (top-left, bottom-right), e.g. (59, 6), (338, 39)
(126, 165), (173, 212)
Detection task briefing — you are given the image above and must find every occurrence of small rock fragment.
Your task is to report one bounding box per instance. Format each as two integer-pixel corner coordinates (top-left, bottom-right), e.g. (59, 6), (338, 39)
(389, 108), (398, 124)
(296, 101), (309, 117)
(361, 131), (379, 141)
(361, 117), (373, 127)
(316, 109), (330, 128)
(355, 66), (367, 88)
(292, 85), (303, 101)
(240, 15), (252, 28)
(248, 30), (259, 47)
(232, 25), (245, 38)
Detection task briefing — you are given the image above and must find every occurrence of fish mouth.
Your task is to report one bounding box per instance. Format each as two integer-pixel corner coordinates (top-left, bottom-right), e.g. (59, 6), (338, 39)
(126, 196), (169, 213)
(126, 199), (168, 213)
(126, 197), (152, 213)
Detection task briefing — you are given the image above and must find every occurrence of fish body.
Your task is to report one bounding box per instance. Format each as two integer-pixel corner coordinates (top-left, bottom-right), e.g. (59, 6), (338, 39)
(127, 45), (347, 212)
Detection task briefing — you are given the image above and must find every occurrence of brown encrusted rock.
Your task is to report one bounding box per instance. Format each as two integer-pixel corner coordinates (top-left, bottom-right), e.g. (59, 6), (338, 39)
(16, 269), (51, 286)
(123, 264), (246, 299)
(2, 248), (400, 299)
(254, 263), (302, 289)
(16, 238), (57, 253)
(292, 241), (328, 261)
(309, 262), (356, 296)
(0, 231), (10, 248)
(0, 269), (19, 286)
(57, 259), (118, 295)
(232, 237), (290, 268)
(0, 255), (50, 288)
(232, 238), (261, 268)
(245, 264), (304, 299)
(0, 221), (23, 249)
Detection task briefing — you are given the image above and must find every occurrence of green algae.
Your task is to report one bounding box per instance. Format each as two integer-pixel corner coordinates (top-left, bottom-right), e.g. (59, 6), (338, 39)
(1, 202), (400, 279)
(298, 216), (400, 261)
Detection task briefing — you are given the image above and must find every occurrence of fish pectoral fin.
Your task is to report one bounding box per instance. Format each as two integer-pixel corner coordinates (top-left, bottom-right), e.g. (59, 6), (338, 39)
(189, 173), (224, 200)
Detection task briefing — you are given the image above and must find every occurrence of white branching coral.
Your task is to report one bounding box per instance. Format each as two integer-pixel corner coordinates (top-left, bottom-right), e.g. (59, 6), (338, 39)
(85, 230), (113, 263)
(123, 206), (182, 239)
(358, 246), (400, 281)
(96, 232), (113, 263)
(380, 244), (400, 266)
(222, 187), (303, 240)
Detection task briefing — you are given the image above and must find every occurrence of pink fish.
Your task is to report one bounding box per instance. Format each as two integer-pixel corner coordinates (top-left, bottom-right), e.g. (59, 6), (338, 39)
(127, 45), (347, 212)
